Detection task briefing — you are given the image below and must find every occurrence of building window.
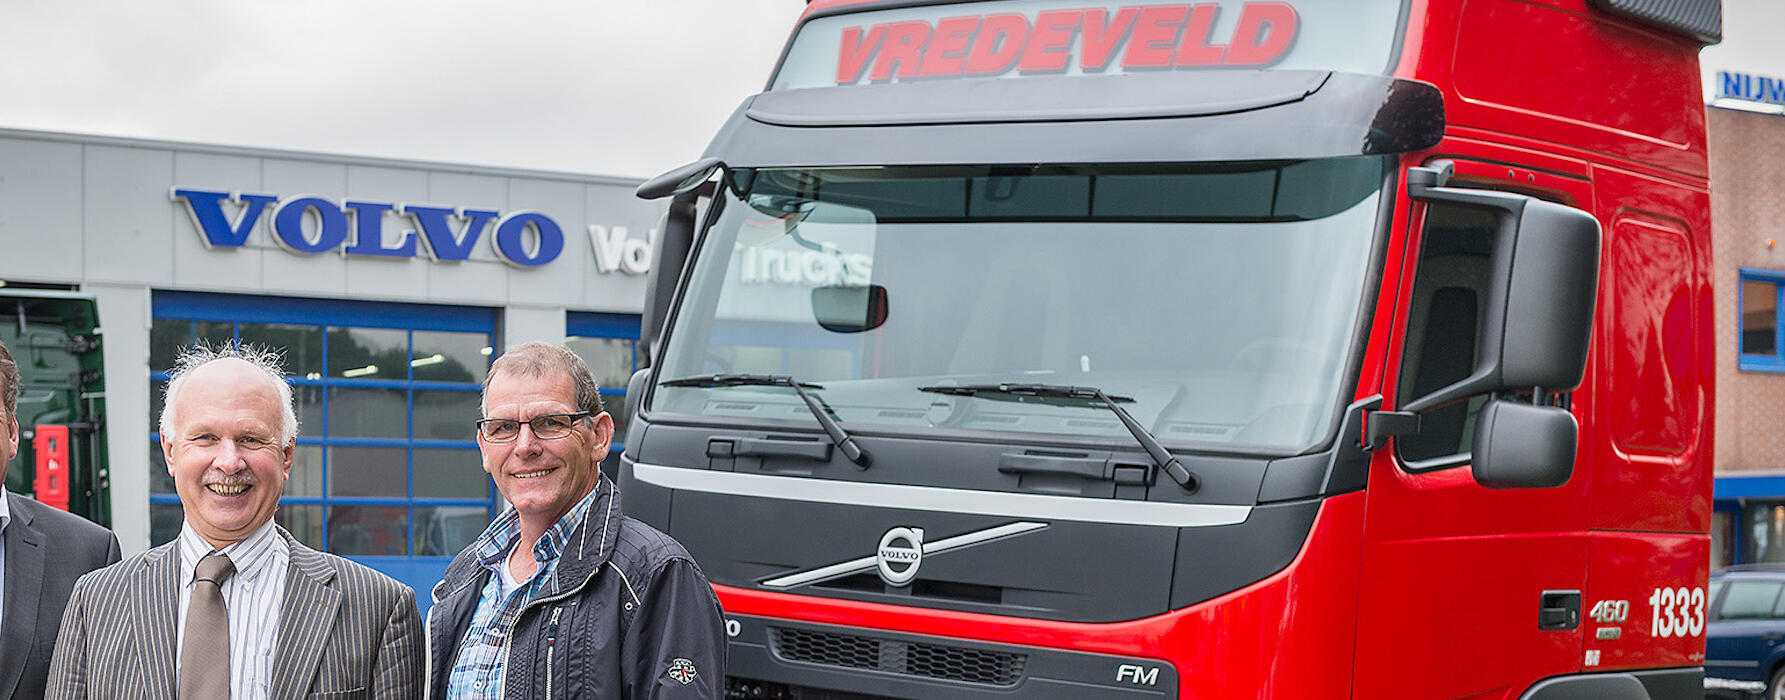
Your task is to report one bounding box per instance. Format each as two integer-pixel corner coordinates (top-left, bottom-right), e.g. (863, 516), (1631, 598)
(1714, 509), (1735, 570)
(1745, 501), (1785, 564)
(566, 312), (642, 465)
(1741, 269), (1785, 371)
(148, 292), (497, 574)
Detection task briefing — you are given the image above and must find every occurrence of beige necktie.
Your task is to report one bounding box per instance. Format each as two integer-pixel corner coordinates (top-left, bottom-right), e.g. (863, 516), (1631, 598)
(181, 553), (235, 700)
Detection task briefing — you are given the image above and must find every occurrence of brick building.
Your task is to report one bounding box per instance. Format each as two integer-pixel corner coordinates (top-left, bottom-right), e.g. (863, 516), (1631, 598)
(1709, 105), (1785, 567)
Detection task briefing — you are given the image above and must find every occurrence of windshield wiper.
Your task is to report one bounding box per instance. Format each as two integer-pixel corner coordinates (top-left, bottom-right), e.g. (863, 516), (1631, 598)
(917, 383), (1197, 492)
(659, 373), (870, 468)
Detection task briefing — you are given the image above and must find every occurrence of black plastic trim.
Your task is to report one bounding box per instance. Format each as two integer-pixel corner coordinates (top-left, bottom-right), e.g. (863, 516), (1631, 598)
(726, 614), (1178, 700)
(1587, 0), (1722, 44)
(1631, 667), (1707, 699)
(1257, 396), (1377, 503)
(1519, 667), (1704, 700)
(1170, 499), (1321, 608)
(750, 71), (1329, 126)
(707, 74), (1442, 167)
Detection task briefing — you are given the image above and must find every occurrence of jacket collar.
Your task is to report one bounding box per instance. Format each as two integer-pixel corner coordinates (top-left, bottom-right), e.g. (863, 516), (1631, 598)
(128, 540), (182, 697)
(270, 527), (342, 700)
(434, 473), (622, 604)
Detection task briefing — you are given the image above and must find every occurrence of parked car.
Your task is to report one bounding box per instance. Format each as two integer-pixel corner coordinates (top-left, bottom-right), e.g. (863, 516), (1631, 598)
(1708, 565), (1785, 698)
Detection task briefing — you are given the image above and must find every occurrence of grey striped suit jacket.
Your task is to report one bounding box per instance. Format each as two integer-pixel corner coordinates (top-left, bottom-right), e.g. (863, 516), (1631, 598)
(44, 527), (422, 699)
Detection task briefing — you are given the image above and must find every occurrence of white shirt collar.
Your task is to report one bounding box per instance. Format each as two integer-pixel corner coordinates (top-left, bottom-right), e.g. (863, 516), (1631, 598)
(177, 519), (286, 586)
(0, 490), (11, 533)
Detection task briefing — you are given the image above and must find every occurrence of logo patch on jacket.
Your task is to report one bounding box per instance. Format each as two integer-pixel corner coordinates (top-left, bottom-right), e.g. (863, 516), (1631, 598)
(667, 658), (698, 685)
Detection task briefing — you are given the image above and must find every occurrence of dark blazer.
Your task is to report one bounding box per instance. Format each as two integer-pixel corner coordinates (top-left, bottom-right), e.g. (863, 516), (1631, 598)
(0, 490), (120, 700)
(46, 526), (423, 700)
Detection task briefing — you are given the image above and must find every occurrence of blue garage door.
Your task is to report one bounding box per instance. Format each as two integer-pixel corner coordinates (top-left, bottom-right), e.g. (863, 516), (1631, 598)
(149, 291), (497, 609)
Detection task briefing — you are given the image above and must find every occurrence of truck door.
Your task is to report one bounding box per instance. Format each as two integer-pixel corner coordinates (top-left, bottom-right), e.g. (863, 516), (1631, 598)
(1354, 154), (1597, 696)
(0, 291), (108, 526)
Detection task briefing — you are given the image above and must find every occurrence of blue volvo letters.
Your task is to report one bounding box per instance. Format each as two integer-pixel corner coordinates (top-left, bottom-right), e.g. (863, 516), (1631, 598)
(172, 189), (279, 249)
(170, 188), (565, 267)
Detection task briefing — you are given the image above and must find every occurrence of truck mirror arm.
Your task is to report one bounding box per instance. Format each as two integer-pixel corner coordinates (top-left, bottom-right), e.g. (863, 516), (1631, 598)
(636, 157), (725, 200)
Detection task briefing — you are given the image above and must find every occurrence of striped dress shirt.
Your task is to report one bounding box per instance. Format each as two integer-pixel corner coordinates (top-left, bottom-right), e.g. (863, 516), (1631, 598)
(175, 520), (289, 700)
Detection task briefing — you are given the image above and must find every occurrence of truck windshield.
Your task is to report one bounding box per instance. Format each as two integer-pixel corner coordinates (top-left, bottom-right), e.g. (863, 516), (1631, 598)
(652, 158), (1388, 453)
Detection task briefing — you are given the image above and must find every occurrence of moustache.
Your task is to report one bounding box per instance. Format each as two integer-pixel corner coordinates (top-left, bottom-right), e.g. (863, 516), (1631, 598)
(202, 472), (259, 486)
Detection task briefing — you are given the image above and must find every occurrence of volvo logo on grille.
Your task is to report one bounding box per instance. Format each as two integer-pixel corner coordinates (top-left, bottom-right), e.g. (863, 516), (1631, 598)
(877, 527), (925, 586)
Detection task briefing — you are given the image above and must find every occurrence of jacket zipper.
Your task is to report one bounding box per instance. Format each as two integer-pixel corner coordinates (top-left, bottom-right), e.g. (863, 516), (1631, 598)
(488, 533), (606, 697)
(546, 606), (563, 699)
(500, 619), (518, 695)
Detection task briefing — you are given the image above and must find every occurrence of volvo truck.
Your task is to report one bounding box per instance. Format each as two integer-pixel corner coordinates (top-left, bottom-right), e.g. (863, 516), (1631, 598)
(626, 0), (1721, 696)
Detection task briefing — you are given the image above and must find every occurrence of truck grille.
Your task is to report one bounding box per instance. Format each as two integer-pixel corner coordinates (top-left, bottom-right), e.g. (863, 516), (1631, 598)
(770, 627), (1028, 686)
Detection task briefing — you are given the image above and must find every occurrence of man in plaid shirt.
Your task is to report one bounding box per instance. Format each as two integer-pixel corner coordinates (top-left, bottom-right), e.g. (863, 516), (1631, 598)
(427, 342), (724, 699)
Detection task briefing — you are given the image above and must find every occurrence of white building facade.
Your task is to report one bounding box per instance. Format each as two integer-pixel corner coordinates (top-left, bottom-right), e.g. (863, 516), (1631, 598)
(0, 127), (663, 597)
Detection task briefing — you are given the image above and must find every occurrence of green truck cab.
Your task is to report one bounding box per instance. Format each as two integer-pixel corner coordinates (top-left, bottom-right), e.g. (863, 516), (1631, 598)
(2, 290), (108, 526)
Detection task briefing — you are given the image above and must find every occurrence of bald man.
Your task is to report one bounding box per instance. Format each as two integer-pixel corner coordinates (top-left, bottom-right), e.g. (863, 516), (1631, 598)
(47, 344), (422, 700)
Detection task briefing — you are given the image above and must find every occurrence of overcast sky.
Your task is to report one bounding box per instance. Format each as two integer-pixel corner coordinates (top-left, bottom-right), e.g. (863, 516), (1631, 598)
(0, 1), (807, 179)
(0, 0), (1774, 180)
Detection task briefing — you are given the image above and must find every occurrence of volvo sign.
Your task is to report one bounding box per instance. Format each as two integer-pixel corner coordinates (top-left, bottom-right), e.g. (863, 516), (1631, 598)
(173, 188), (656, 271)
(876, 527), (925, 586)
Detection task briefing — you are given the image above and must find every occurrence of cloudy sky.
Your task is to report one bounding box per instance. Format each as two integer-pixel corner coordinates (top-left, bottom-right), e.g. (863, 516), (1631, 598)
(0, 0), (1773, 180)
(0, 1), (807, 179)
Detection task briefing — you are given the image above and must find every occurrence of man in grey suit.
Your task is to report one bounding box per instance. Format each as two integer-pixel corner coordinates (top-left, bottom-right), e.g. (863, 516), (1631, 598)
(0, 339), (120, 700)
(47, 344), (423, 699)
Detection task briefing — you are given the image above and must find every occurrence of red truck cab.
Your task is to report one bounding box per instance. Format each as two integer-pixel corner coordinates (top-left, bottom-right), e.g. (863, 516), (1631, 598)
(627, 1), (1720, 697)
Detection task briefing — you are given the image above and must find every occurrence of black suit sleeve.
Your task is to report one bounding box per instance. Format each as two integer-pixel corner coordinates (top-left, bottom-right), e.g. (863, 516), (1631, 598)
(101, 537), (119, 568)
(624, 558), (726, 699)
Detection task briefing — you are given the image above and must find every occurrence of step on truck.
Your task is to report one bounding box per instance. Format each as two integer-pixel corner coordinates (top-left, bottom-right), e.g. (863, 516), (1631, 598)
(627, 0), (1721, 697)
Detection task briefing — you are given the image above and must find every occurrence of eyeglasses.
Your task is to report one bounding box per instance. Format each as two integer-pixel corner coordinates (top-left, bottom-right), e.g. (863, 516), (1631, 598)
(475, 412), (592, 443)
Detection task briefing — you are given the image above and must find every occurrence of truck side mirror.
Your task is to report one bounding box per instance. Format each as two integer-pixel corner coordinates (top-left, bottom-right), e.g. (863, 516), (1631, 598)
(636, 157), (724, 200)
(624, 367), (652, 433)
(637, 159), (727, 363)
(812, 284), (889, 333)
(1401, 162), (1601, 413)
(1392, 161), (1600, 489)
(1472, 400), (1575, 489)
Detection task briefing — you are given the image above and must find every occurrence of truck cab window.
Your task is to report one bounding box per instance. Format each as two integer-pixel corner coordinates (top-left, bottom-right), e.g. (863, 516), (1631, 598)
(1397, 203), (1495, 463)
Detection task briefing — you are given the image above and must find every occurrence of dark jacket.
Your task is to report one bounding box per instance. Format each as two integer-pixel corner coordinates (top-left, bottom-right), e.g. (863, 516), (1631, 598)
(426, 475), (725, 699)
(0, 490), (120, 700)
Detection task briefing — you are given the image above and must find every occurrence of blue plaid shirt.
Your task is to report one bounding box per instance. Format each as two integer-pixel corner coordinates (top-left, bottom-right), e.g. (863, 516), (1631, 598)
(446, 488), (601, 699)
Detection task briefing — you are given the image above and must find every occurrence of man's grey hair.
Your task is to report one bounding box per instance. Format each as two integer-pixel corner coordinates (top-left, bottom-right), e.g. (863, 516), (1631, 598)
(483, 342), (604, 415)
(159, 342), (299, 445)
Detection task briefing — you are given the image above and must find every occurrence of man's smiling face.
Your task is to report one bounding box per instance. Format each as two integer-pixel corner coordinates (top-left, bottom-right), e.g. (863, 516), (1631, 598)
(478, 369), (612, 528)
(163, 358), (293, 549)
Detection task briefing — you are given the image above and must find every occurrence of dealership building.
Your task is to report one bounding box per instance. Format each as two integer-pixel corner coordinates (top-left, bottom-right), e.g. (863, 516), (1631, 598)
(0, 127), (664, 595)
